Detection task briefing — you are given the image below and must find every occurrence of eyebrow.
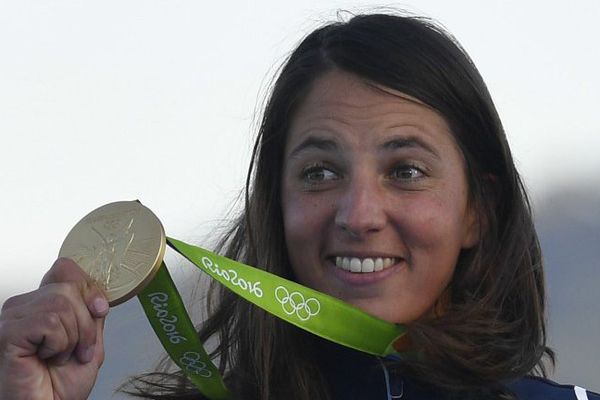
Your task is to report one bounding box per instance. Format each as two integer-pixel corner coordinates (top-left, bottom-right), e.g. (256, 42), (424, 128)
(382, 137), (440, 159)
(287, 134), (441, 159)
(288, 135), (339, 158)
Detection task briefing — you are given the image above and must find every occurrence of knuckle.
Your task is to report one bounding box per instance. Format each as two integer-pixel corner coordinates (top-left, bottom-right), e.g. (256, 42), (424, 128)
(43, 312), (62, 331)
(48, 293), (72, 313)
(1, 296), (20, 313)
(55, 281), (84, 303)
(40, 312), (63, 332)
(72, 283), (87, 301)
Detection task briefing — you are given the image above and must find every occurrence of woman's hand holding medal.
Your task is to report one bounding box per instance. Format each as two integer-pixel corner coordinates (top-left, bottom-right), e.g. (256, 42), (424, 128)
(0, 258), (109, 400)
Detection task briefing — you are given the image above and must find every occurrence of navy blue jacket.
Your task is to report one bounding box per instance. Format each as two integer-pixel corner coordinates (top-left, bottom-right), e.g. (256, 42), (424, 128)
(316, 340), (600, 399)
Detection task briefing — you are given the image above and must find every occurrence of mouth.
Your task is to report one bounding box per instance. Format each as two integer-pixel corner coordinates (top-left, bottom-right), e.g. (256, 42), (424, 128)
(333, 256), (400, 273)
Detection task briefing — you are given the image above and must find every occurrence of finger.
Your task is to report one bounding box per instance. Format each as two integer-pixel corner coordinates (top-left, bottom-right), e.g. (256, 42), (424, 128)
(50, 283), (101, 365)
(0, 311), (70, 361)
(41, 258), (93, 287)
(32, 288), (80, 365)
(78, 316), (106, 366)
(3, 283), (100, 366)
(73, 308), (100, 364)
(42, 258), (110, 319)
(38, 314), (71, 363)
(83, 284), (109, 319)
(43, 259), (110, 357)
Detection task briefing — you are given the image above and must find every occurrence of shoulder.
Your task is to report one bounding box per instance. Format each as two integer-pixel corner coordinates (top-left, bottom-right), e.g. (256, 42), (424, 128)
(509, 376), (600, 400)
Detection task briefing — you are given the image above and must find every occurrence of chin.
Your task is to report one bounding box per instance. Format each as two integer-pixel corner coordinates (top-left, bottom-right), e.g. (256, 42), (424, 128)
(345, 299), (412, 324)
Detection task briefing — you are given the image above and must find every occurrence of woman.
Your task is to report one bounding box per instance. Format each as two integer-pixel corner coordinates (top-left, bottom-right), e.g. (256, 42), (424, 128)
(0, 12), (597, 400)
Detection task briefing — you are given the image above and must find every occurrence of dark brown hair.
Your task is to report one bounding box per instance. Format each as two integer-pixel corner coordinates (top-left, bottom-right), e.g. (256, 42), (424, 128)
(124, 11), (554, 400)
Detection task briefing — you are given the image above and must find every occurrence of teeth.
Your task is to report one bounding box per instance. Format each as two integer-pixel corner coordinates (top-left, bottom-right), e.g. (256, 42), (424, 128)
(334, 256), (397, 273)
(342, 257), (350, 271)
(374, 258), (383, 271)
(362, 258), (374, 272)
(350, 258), (362, 272)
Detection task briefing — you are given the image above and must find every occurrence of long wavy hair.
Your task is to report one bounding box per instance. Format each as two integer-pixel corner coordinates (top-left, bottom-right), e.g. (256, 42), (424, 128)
(124, 12), (554, 400)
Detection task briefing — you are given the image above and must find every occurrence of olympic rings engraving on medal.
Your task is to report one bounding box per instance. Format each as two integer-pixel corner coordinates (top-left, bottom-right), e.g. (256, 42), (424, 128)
(179, 351), (212, 378)
(274, 286), (321, 321)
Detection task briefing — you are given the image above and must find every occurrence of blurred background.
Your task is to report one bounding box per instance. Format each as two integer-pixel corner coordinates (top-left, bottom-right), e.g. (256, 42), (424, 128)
(1, 0), (598, 397)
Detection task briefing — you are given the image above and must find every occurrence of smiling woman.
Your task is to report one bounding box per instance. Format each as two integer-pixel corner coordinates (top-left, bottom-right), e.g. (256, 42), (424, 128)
(281, 71), (479, 324)
(1, 10), (598, 400)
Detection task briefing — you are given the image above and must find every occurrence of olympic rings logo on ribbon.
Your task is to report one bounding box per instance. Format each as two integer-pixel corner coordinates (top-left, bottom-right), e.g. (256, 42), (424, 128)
(274, 286), (321, 321)
(179, 351), (213, 378)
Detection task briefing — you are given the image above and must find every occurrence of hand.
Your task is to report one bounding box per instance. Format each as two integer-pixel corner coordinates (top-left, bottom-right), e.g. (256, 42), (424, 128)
(0, 258), (109, 400)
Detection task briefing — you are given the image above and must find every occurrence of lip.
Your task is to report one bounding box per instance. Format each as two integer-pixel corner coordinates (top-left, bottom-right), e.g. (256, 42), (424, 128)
(326, 256), (405, 286)
(327, 251), (402, 259)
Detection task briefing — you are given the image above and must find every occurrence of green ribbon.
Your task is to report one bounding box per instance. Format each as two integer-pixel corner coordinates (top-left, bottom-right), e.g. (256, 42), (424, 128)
(138, 236), (407, 399)
(139, 264), (231, 399)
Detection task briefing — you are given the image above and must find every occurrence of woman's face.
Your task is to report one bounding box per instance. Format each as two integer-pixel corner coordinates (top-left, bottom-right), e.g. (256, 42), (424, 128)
(281, 70), (479, 323)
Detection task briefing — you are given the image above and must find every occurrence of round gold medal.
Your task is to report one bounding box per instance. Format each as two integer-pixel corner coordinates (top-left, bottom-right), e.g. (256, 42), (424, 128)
(59, 201), (166, 306)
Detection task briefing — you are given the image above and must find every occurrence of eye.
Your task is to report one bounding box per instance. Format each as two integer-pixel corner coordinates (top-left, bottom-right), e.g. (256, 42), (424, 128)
(389, 164), (425, 181)
(301, 163), (339, 184)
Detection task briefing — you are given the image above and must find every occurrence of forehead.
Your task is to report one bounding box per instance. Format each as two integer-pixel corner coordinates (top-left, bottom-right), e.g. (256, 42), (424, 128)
(286, 70), (456, 152)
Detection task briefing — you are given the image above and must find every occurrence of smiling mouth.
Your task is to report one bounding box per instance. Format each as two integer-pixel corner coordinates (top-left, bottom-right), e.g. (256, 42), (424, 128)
(334, 256), (400, 273)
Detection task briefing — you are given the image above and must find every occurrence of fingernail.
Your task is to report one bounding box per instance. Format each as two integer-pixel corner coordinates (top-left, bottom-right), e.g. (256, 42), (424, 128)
(93, 297), (109, 315)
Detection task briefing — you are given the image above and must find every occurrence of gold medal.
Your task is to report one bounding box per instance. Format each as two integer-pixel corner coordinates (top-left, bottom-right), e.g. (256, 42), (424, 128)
(59, 200), (166, 306)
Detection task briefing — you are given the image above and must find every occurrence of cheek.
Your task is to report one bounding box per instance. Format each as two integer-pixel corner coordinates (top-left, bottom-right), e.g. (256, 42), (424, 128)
(282, 193), (332, 253)
(404, 188), (466, 242)
(281, 192), (335, 286)
(398, 191), (469, 259)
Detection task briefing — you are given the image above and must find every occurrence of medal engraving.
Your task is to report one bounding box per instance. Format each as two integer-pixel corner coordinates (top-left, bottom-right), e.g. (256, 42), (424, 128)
(59, 201), (166, 306)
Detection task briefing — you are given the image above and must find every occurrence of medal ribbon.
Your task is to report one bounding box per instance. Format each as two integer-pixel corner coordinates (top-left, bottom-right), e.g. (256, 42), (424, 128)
(138, 236), (407, 399)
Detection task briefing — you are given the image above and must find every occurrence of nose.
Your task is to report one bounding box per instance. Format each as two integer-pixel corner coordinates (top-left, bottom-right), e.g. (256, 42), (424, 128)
(334, 175), (387, 239)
